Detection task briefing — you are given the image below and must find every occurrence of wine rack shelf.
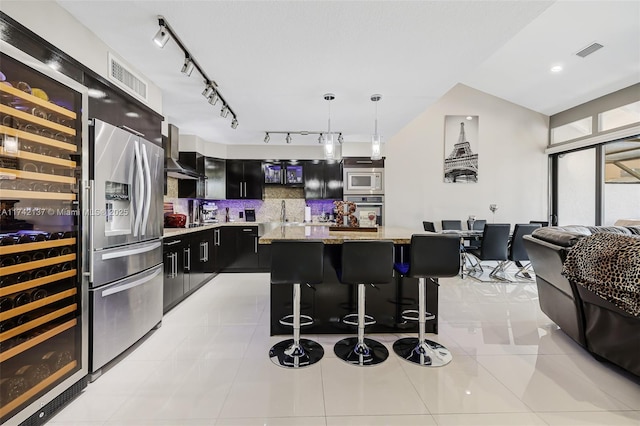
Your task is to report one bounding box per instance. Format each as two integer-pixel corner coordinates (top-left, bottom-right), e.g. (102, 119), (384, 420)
(0, 360), (77, 418)
(0, 304), (76, 342)
(0, 104), (76, 136)
(0, 288), (77, 321)
(0, 189), (76, 201)
(0, 238), (76, 256)
(0, 125), (76, 152)
(0, 147), (76, 168)
(0, 319), (76, 363)
(0, 84), (76, 119)
(0, 167), (76, 184)
(0, 270), (76, 297)
(0, 253), (76, 276)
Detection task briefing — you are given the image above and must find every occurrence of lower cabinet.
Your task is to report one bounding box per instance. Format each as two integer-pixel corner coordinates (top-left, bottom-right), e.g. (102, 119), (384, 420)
(163, 229), (218, 313)
(221, 226), (260, 272)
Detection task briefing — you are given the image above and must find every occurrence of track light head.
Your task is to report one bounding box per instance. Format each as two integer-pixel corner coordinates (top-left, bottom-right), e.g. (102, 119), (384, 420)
(338, 133), (344, 144)
(264, 133), (270, 143)
(286, 133), (292, 144)
(181, 57), (195, 76)
(220, 105), (230, 118)
(153, 24), (170, 48)
(318, 133), (323, 144)
(202, 84), (214, 98)
(208, 91), (219, 106)
(231, 118), (238, 129)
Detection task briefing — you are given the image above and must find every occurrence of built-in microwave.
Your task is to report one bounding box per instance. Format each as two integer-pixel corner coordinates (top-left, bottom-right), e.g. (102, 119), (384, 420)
(343, 167), (384, 195)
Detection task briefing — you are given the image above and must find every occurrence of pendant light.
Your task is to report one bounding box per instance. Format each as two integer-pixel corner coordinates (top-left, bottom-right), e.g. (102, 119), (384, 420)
(323, 93), (335, 160)
(371, 94), (382, 160)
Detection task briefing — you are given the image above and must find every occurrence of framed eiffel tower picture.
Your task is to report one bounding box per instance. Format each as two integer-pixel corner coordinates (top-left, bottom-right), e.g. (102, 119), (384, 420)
(444, 115), (479, 183)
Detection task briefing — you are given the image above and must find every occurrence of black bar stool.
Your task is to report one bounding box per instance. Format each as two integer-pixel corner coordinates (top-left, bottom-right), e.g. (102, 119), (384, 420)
(334, 240), (394, 366)
(393, 234), (460, 366)
(269, 240), (324, 368)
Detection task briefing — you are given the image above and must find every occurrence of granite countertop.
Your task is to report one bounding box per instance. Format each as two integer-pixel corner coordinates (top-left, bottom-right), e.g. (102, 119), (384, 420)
(259, 225), (417, 244)
(163, 221), (263, 238)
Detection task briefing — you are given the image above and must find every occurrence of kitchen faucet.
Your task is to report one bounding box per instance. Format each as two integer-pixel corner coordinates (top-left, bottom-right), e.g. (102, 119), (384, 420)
(281, 199), (286, 222)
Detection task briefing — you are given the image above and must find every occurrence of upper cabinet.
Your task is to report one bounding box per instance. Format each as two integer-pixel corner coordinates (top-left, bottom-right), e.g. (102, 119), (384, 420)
(226, 160), (263, 199)
(263, 160), (304, 186)
(303, 160), (343, 200)
(177, 152), (205, 199)
(204, 157), (225, 200)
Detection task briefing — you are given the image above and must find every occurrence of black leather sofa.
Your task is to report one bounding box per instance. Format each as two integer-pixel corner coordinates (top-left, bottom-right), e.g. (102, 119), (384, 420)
(523, 225), (640, 377)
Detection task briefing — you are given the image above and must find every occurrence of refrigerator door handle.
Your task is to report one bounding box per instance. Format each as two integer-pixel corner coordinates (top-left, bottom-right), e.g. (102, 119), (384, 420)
(141, 144), (152, 236)
(101, 241), (162, 260)
(133, 140), (144, 237)
(101, 267), (162, 297)
(87, 179), (95, 283)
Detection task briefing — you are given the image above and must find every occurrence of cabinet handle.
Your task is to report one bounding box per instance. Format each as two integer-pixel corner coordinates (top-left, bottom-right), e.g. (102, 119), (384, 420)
(184, 247), (191, 271)
(255, 236), (258, 253)
(172, 252), (177, 278)
(204, 242), (209, 262)
(214, 229), (219, 246)
(200, 242), (205, 261)
(243, 228), (253, 232)
(164, 240), (181, 246)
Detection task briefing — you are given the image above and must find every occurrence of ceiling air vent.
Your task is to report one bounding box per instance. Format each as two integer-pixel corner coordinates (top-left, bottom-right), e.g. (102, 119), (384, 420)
(576, 42), (604, 58)
(108, 53), (148, 102)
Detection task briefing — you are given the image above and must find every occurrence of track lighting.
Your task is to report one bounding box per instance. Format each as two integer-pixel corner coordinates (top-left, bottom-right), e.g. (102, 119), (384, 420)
(286, 133), (292, 144)
(264, 130), (342, 145)
(202, 84), (214, 98)
(323, 93), (336, 160)
(181, 57), (195, 76)
(153, 16), (237, 127)
(264, 133), (270, 143)
(318, 133), (323, 144)
(338, 133), (344, 144)
(153, 22), (170, 47)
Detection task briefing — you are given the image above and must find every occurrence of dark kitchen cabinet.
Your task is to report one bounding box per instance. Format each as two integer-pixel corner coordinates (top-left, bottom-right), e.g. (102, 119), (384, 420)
(163, 237), (185, 312)
(263, 160), (304, 186)
(219, 226), (260, 271)
(178, 152), (206, 199)
(226, 160), (264, 199)
(303, 160), (343, 200)
(187, 230), (215, 290)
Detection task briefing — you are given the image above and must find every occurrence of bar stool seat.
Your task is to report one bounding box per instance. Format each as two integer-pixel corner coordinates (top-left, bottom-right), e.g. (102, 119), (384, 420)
(393, 234), (460, 367)
(269, 240), (324, 368)
(334, 240), (394, 366)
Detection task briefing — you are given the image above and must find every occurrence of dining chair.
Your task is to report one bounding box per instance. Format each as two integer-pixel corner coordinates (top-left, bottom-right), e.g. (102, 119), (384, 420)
(529, 220), (549, 227)
(467, 224), (511, 279)
(423, 221), (436, 232)
(441, 220), (462, 231)
(507, 223), (541, 279)
(465, 219), (486, 250)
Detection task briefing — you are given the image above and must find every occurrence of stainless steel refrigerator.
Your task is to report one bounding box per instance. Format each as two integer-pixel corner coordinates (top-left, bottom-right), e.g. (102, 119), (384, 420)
(88, 119), (164, 379)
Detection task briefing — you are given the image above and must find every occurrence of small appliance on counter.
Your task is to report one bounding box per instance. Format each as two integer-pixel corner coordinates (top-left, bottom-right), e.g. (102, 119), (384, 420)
(244, 208), (256, 222)
(164, 213), (187, 228)
(202, 202), (219, 223)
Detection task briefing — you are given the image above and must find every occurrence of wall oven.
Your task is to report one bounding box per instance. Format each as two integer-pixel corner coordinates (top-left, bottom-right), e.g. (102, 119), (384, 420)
(343, 167), (384, 195)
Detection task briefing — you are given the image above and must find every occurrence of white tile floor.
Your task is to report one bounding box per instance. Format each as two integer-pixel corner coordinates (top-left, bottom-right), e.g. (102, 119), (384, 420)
(50, 272), (640, 426)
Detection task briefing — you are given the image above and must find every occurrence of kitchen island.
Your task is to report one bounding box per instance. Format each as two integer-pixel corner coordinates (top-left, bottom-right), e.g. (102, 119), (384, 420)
(259, 225), (439, 336)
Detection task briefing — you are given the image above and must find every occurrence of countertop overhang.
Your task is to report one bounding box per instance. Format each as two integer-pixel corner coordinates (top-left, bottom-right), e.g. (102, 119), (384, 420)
(259, 225), (419, 244)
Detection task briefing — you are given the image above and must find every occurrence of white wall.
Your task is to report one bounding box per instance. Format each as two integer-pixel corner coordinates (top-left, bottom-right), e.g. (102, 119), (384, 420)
(386, 84), (549, 231)
(2, 1), (163, 114)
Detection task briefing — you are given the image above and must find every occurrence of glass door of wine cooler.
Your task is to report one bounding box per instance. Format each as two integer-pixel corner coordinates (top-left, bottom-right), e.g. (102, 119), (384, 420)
(0, 42), (88, 425)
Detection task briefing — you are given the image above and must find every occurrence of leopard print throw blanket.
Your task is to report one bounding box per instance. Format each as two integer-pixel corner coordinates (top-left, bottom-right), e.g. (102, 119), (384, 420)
(562, 233), (640, 317)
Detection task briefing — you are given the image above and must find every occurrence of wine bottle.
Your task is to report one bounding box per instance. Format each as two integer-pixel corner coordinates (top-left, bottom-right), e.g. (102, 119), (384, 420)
(41, 350), (73, 372)
(0, 377), (28, 402)
(13, 292), (32, 307)
(14, 363), (51, 388)
(32, 288), (48, 300)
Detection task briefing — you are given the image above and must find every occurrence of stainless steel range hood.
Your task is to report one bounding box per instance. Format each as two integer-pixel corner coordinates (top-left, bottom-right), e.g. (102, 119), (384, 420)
(165, 123), (199, 180)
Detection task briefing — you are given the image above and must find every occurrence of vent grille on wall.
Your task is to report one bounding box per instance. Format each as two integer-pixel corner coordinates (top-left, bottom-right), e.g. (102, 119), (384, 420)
(576, 42), (604, 58)
(108, 53), (148, 102)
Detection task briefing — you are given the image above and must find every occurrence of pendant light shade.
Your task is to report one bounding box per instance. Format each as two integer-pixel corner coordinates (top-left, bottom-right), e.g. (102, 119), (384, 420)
(371, 94), (382, 160)
(323, 93), (336, 160)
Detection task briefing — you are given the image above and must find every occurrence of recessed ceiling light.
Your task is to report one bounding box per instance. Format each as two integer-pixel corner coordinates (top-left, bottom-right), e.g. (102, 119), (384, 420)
(125, 112), (140, 118)
(550, 65), (563, 73)
(466, 116), (473, 120)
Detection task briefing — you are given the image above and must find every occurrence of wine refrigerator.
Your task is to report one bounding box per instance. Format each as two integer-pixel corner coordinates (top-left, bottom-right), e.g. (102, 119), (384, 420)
(0, 41), (89, 425)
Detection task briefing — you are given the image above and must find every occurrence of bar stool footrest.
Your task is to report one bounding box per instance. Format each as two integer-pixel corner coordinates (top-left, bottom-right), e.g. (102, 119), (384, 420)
(400, 309), (436, 322)
(342, 313), (376, 327)
(279, 314), (314, 328)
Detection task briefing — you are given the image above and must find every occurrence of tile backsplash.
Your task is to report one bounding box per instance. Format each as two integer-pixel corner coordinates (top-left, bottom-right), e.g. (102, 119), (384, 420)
(164, 185), (338, 224)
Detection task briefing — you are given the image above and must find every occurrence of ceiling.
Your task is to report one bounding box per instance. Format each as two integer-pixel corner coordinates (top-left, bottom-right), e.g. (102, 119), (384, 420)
(56, 1), (640, 146)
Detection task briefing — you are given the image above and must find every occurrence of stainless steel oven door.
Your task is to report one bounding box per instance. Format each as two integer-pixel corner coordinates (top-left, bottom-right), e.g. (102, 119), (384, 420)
(344, 195), (384, 226)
